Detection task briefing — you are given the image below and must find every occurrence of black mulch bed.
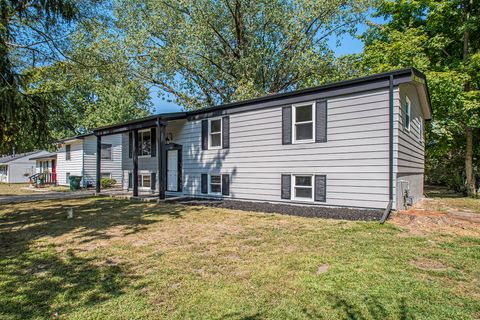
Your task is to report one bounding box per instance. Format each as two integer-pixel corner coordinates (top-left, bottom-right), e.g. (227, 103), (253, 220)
(168, 198), (384, 221)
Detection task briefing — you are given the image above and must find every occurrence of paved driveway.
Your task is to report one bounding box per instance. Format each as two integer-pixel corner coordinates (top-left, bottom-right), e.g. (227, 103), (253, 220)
(0, 191), (96, 204)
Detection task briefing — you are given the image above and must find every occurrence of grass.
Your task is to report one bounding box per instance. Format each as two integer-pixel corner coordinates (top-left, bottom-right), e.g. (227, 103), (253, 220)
(0, 197), (479, 320)
(425, 185), (480, 212)
(0, 183), (71, 196)
(0, 183), (36, 196)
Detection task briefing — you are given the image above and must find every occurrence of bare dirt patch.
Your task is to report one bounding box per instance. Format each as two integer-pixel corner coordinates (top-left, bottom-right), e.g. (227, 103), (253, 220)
(411, 258), (448, 272)
(391, 199), (480, 237)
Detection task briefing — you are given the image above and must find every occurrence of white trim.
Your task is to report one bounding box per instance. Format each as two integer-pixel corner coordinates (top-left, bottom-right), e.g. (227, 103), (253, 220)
(208, 117), (223, 149)
(292, 102), (315, 144)
(208, 174), (222, 195)
(291, 174), (314, 202)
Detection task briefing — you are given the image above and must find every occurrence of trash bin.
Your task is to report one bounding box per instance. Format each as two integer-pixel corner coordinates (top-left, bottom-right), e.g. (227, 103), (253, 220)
(69, 176), (82, 190)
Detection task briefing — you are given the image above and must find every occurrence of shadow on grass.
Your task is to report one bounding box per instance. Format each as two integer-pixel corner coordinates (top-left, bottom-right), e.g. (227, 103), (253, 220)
(0, 197), (198, 319)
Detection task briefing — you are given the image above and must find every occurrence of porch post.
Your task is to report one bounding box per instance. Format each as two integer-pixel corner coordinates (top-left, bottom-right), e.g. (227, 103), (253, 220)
(95, 135), (101, 193)
(133, 129), (139, 197)
(157, 119), (166, 200)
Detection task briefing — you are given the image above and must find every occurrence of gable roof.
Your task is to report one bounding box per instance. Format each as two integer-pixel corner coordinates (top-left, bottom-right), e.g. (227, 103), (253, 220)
(0, 151), (40, 164)
(91, 67), (431, 136)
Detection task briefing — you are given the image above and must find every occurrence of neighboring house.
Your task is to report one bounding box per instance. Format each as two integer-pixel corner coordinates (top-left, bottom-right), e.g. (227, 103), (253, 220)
(0, 151), (50, 183)
(55, 133), (123, 187)
(29, 152), (58, 186)
(93, 68), (431, 211)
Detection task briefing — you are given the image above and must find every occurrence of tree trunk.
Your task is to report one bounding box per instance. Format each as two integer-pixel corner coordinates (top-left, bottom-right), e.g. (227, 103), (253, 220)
(465, 127), (476, 196)
(462, 0), (476, 196)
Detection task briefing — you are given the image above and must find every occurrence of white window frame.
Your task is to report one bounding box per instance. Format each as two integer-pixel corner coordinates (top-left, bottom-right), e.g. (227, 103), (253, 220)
(209, 174), (222, 195)
(138, 173), (151, 189)
(101, 143), (113, 160)
(404, 96), (411, 132)
(292, 102), (316, 144)
(65, 144), (71, 161)
(208, 117), (223, 149)
(101, 172), (112, 179)
(291, 174), (314, 202)
(138, 129), (152, 157)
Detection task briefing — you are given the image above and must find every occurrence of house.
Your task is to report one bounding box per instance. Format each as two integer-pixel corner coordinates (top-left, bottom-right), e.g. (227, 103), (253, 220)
(93, 68), (431, 211)
(54, 133), (123, 187)
(0, 151), (50, 184)
(29, 152), (58, 186)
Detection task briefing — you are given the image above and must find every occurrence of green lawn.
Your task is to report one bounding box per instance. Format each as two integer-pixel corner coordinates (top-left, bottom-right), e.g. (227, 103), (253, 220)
(0, 183), (36, 196)
(0, 197), (479, 319)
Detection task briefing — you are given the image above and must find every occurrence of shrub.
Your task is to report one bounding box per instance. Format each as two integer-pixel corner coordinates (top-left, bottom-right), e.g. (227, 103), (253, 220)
(100, 178), (117, 189)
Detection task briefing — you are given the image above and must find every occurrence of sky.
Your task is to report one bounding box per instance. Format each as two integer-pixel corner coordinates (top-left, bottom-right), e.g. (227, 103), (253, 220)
(151, 22), (369, 114)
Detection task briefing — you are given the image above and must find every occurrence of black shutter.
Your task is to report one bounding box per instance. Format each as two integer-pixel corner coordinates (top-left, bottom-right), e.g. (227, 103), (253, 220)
(201, 174), (208, 194)
(128, 172), (132, 189)
(282, 107), (292, 145)
(222, 174), (230, 196)
(222, 116), (230, 149)
(128, 132), (133, 158)
(281, 174), (291, 199)
(151, 127), (156, 157)
(315, 175), (327, 202)
(201, 120), (208, 150)
(315, 100), (327, 142)
(151, 172), (156, 191)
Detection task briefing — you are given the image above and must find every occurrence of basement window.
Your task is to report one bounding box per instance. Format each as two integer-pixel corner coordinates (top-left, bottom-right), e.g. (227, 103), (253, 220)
(292, 175), (313, 201)
(209, 174), (221, 194)
(139, 174), (151, 188)
(293, 103), (315, 143)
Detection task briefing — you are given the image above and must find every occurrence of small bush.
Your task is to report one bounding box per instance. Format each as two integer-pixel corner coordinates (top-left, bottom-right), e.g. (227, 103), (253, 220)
(100, 178), (117, 189)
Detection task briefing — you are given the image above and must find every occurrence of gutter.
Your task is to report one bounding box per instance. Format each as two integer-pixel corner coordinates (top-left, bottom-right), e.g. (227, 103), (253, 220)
(381, 75), (395, 224)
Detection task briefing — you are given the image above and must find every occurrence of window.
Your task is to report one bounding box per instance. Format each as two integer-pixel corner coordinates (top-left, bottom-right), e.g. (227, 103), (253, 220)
(66, 172), (70, 181)
(101, 144), (112, 160)
(139, 174), (151, 188)
(419, 119), (423, 143)
(139, 130), (151, 156)
(209, 118), (222, 148)
(403, 97), (411, 131)
(293, 103), (315, 143)
(209, 174), (221, 194)
(292, 175), (313, 201)
(101, 172), (112, 179)
(65, 144), (71, 160)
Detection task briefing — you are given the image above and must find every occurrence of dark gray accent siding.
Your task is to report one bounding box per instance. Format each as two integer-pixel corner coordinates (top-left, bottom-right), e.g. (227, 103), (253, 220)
(151, 127), (156, 157)
(315, 175), (327, 202)
(222, 174), (230, 195)
(315, 100), (327, 142)
(201, 120), (208, 150)
(281, 174), (291, 199)
(201, 173), (208, 194)
(282, 107), (292, 145)
(128, 172), (132, 189)
(222, 116), (230, 149)
(151, 172), (156, 190)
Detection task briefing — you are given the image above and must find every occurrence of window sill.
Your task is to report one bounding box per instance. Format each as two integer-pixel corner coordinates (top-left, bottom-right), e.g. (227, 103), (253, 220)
(138, 155), (152, 158)
(208, 146), (222, 150)
(292, 139), (315, 144)
(292, 197), (314, 202)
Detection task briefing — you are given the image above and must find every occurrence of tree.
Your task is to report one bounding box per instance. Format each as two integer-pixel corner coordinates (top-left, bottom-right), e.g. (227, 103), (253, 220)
(116, 0), (370, 110)
(358, 0), (480, 195)
(0, 0), (78, 154)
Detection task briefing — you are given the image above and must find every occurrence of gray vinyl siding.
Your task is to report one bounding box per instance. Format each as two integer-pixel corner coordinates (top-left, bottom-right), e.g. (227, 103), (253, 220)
(174, 89), (392, 209)
(83, 134), (123, 186)
(56, 140), (83, 186)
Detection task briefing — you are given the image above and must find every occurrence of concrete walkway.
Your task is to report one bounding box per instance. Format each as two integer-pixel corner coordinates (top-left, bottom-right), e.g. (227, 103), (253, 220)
(0, 190), (96, 205)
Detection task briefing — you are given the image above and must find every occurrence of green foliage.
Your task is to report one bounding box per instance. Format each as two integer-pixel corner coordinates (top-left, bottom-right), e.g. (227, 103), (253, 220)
(358, 0), (480, 193)
(116, 0), (371, 110)
(100, 178), (117, 189)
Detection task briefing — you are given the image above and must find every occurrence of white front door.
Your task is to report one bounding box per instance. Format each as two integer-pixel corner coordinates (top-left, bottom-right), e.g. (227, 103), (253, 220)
(167, 150), (178, 191)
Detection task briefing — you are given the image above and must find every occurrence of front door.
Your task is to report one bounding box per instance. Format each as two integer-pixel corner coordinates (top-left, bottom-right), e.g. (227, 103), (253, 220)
(167, 150), (178, 191)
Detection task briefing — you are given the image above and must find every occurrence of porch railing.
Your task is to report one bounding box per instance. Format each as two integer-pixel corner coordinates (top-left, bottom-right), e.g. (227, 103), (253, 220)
(29, 172), (57, 187)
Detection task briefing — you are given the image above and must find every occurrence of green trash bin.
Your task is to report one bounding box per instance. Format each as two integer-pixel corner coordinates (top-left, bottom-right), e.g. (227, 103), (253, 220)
(69, 176), (82, 190)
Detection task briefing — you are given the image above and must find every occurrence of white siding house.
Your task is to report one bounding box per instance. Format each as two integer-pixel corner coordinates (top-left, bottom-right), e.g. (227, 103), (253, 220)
(0, 151), (50, 183)
(56, 134), (123, 187)
(96, 68), (432, 212)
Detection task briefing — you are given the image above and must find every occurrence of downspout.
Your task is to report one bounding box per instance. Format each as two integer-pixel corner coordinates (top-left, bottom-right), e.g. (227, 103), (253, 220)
(380, 75), (395, 224)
